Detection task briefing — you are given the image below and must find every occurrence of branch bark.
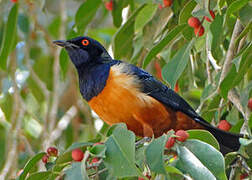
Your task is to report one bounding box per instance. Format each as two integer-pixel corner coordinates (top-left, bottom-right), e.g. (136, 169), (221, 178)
(219, 19), (243, 83)
(0, 53), (24, 179)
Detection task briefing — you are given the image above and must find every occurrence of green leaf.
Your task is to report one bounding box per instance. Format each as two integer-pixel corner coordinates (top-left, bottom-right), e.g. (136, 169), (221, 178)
(135, 4), (157, 34)
(209, 14), (224, 60)
(0, 4), (19, 70)
(48, 16), (61, 38)
(89, 144), (106, 158)
(176, 145), (216, 180)
(142, 7), (173, 48)
(81, 154), (90, 180)
(184, 140), (227, 180)
(113, 4), (146, 60)
(65, 162), (87, 180)
(235, 22), (252, 46)
(75, 0), (102, 34)
(226, 0), (249, 18)
(104, 125), (141, 177)
(106, 123), (127, 137)
(178, 0), (197, 40)
(226, 107), (239, 126)
(220, 43), (252, 98)
(59, 49), (69, 79)
(164, 165), (183, 175)
(33, 56), (53, 91)
(240, 82), (252, 108)
(239, 5), (252, 25)
(162, 40), (194, 89)
(18, 152), (46, 180)
(142, 24), (187, 68)
(66, 142), (93, 152)
(202, 95), (221, 122)
(0, 125), (7, 168)
(135, 146), (145, 171)
(145, 134), (167, 174)
(18, 14), (30, 35)
(200, 84), (217, 102)
(178, 0), (197, 24)
(111, 0), (131, 27)
(0, 93), (13, 121)
(187, 130), (220, 150)
(26, 171), (52, 180)
(225, 152), (239, 167)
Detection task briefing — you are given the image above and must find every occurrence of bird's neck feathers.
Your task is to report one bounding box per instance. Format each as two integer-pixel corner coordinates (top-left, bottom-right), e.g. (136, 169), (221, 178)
(76, 62), (111, 101)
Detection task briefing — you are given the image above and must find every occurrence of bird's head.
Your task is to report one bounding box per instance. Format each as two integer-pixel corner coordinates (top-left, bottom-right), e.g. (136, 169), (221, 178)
(53, 36), (111, 67)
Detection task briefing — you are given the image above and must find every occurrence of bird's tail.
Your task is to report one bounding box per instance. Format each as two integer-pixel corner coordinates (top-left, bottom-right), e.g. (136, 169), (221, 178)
(195, 117), (244, 154)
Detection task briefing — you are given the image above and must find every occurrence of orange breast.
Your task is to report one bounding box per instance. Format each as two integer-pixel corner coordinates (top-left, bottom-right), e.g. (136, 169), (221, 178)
(88, 64), (203, 137)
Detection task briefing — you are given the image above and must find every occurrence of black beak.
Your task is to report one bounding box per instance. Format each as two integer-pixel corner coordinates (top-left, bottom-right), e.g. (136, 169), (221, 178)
(53, 40), (79, 48)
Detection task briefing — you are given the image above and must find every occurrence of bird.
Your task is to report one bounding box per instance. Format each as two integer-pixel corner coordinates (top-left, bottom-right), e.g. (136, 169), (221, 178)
(53, 36), (244, 154)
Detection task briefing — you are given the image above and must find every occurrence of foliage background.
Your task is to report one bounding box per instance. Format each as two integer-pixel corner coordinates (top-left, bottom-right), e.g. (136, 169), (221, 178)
(0, 0), (251, 179)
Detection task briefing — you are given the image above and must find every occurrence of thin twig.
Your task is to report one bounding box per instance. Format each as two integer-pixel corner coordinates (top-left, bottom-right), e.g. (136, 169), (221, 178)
(48, 0), (66, 133)
(48, 106), (77, 145)
(89, 168), (108, 178)
(206, 35), (221, 72)
(42, 0), (67, 150)
(228, 90), (250, 134)
(19, 134), (35, 156)
(0, 53), (24, 179)
(219, 19), (243, 84)
(205, 35), (212, 84)
(237, 35), (247, 54)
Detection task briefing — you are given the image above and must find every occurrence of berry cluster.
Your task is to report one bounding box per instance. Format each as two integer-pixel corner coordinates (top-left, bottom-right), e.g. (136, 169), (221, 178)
(165, 130), (189, 149)
(188, 10), (215, 37)
(42, 147), (58, 164)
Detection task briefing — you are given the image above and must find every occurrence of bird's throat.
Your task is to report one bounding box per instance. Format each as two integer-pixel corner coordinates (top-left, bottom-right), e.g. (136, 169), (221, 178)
(76, 63), (110, 101)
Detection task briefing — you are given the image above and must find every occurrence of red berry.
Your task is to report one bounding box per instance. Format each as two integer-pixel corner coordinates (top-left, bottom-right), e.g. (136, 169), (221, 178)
(248, 98), (252, 111)
(11, 0), (18, 3)
(42, 154), (49, 164)
(71, 148), (84, 162)
(91, 157), (99, 164)
(205, 10), (215, 22)
(146, 175), (151, 179)
(175, 130), (189, 142)
(105, 0), (113, 11)
(163, 0), (172, 7)
(158, 3), (163, 9)
(240, 173), (248, 180)
(47, 147), (58, 157)
(188, 17), (201, 28)
(165, 137), (175, 149)
(138, 178), (144, 180)
(194, 26), (205, 37)
(218, 120), (231, 131)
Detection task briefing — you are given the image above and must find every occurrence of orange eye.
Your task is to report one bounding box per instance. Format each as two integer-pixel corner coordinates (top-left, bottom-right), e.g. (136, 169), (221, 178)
(82, 39), (89, 46)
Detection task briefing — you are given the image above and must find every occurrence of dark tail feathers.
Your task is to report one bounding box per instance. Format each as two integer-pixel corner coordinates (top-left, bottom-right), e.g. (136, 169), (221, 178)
(195, 117), (244, 154)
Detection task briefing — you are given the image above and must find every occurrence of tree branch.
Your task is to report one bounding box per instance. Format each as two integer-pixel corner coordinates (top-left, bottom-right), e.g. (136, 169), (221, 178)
(219, 19), (243, 83)
(47, 106), (77, 145)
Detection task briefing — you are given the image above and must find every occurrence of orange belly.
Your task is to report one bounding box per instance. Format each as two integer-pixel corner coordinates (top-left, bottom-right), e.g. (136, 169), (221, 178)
(88, 64), (203, 137)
